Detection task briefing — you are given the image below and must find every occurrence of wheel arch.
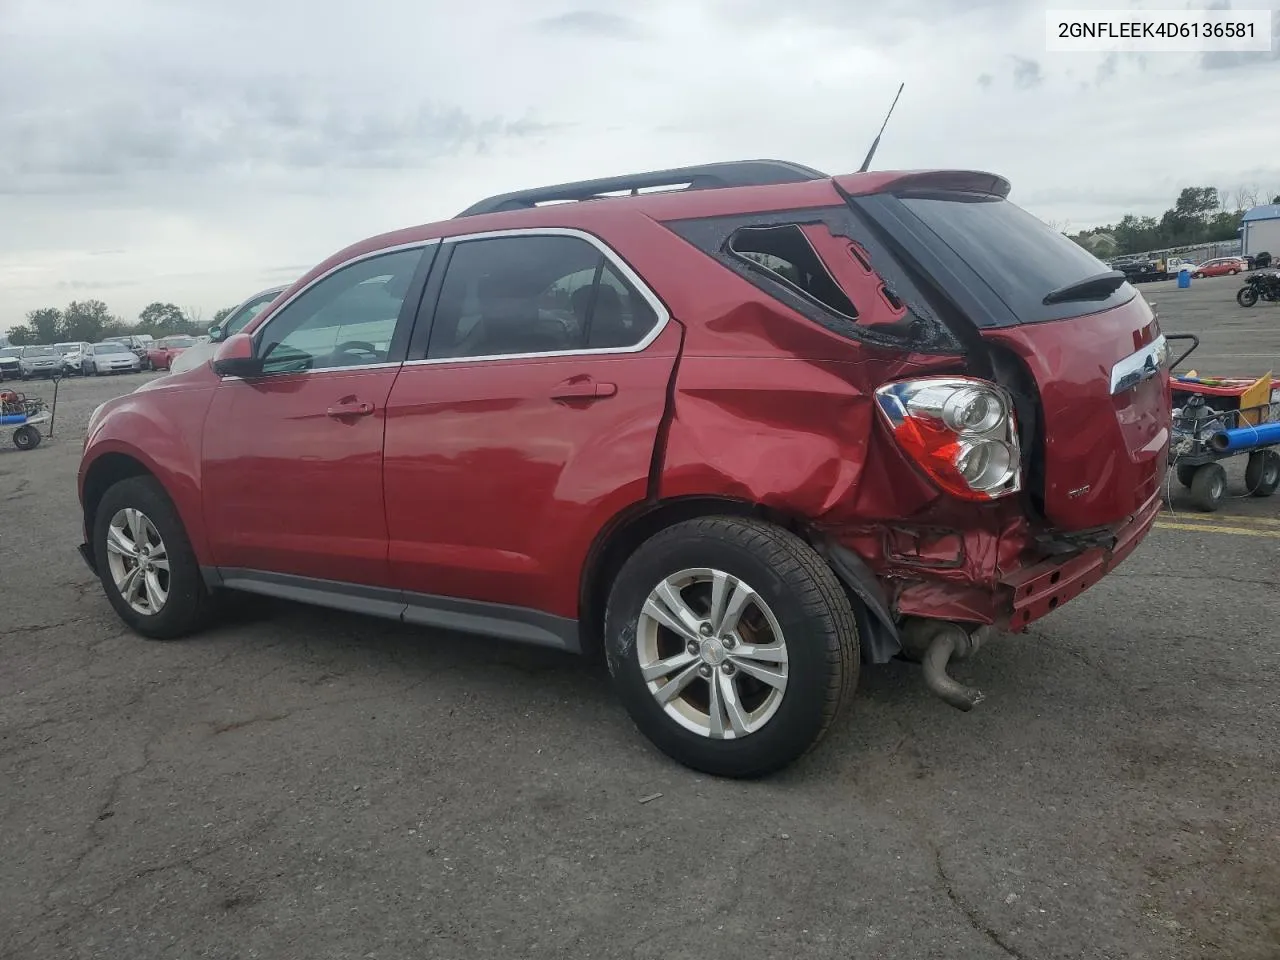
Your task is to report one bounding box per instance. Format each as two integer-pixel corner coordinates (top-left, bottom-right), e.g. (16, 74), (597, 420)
(576, 494), (900, 663)
(80, 451), (158, 546)
(578, 496), (797, 655)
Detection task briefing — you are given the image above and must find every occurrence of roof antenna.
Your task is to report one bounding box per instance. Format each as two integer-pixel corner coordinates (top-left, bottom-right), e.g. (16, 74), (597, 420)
(857, 81), (905, 173)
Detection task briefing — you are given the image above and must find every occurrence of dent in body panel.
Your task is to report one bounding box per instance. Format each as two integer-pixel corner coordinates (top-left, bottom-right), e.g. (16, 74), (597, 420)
(657, 347), (1041, 644)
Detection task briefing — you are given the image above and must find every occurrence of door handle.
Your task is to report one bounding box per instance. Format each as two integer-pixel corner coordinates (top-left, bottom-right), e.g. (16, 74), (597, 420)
(326, 400), (375, 418)
(550, 380), (617, 401)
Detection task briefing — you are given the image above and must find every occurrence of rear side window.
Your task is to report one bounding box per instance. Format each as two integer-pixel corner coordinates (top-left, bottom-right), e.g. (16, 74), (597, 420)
(727, 225), (859, 321)
(424, 235), (659, 360)
(898, 194), (1132, 322)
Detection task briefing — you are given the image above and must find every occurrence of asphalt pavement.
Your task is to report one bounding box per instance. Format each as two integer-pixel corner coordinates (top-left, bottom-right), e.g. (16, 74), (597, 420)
(2, 276), (1279, 960)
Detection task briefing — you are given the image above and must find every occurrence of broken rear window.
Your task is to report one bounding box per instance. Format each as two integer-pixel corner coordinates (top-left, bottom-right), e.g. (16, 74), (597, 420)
(727, 224), (859, 321)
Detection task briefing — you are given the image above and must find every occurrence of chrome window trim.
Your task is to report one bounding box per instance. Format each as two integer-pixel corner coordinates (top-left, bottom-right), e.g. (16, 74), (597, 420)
(403, 226), (671, 367)
(247, 238), (440, 352)
(221, 226), (672, 380)
(214, 240), (438, 381)
(1109, 334), (1168, 395)
(218, 360), (401, 383)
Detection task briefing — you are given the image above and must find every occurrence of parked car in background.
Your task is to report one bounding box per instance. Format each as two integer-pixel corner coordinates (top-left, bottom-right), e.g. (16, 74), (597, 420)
(105, 334), (156, 368)
(55, 341), (92, 375)
(146, 335), (198, 371)
(85, 341), (142, 376)
(19, 344), (60, 379)
(168, 285), (287, 375)
(1109, 255), (1167, 283)
(0, 346), (20, 381)
(1191, 257), (1246, 278)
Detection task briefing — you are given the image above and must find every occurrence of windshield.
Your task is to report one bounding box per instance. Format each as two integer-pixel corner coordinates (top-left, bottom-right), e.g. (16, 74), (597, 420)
(0, 347), (20, 358)
(54, 343), (80, 353)
(23, 345), (55, 357)
(94, 343), (129, 354)
(898, 193), (1134, 324)
(160, 337), (196, 348)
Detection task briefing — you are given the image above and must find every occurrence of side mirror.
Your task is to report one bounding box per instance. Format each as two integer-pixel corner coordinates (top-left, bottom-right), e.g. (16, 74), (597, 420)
(211, 333), (263, 378)
(208, 324), (226, 343)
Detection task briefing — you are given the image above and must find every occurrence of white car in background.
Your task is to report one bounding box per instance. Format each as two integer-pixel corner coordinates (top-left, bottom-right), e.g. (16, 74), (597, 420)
(86, 341), (142, 375)
(168, 285), (287, 375)
(55, 341), (92, 375)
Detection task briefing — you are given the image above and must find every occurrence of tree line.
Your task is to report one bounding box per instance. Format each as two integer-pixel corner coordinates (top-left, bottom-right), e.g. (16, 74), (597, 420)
(4, 301), (235, 346)
(1062, 188), (1280, 258)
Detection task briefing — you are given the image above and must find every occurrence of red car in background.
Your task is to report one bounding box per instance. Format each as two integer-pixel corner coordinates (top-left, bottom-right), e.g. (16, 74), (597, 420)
(145, 336), (198, 371)
(1191, 257), (1246, 278)
(76, 159), (1173, 778)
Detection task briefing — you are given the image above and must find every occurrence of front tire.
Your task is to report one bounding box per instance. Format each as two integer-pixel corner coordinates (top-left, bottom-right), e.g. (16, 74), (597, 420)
(92, 476), (216, 639)
(604, 516), (859, 779)
(1238, 287), (1259, 307)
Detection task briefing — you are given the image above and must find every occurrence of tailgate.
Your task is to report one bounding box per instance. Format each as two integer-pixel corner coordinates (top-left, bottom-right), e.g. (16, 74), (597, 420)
(983, 298), (1169, 530)
(843, 180), (1171, 530)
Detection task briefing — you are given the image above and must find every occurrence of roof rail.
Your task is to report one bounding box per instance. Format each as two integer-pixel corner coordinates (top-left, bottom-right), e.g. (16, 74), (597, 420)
(454, 159), (829, 218)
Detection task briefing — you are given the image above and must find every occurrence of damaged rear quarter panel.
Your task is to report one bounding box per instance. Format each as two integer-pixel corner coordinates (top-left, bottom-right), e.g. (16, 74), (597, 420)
(646, 220), (1037, 630)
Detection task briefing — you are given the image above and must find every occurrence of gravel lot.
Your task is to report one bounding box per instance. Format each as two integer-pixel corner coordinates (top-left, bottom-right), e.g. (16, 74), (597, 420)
(3, 273), (1279, 959)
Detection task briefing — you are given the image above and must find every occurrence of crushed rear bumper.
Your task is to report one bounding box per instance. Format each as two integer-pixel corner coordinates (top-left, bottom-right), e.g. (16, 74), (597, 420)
(998, 486), (1162, 630)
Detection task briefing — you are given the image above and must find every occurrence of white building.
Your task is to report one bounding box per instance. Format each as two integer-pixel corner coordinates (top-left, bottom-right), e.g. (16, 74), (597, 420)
(1241, 204), (1280, 257)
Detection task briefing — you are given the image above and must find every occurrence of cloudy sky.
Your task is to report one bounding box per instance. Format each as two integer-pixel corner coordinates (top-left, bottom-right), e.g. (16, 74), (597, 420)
(1, 0), (1277, 332)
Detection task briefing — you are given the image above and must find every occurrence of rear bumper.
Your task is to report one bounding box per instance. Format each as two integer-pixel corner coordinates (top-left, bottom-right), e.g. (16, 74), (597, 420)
(886, 486), (1162, 632)
(998, 486), (1162, 630)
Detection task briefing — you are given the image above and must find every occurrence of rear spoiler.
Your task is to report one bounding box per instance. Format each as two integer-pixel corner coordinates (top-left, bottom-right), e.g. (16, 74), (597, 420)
(835, 170), (1011, 199)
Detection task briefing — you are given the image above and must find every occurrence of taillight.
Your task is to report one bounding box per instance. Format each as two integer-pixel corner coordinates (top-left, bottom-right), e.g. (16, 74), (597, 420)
(874, 377), (1021, 501)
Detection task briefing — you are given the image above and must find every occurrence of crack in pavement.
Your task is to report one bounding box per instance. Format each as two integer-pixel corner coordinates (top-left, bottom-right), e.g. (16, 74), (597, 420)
(1108, 571), (1280, 589)
(0, 736), (162, 959)
(934, 846), (1030, 960)
(1, 810), (284, 960)
(2, 616), (95, 636)
(211, 713), (291, 735)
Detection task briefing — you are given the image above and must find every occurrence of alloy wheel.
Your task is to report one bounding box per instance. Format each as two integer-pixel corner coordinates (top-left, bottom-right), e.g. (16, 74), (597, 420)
(105, 507), (171, 616)
(635, 567), (789, 740)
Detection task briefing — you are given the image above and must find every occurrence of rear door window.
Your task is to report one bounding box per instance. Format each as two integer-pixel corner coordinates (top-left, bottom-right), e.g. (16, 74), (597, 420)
(422, 234), (660, 360)
(898, 193), (1134, 324)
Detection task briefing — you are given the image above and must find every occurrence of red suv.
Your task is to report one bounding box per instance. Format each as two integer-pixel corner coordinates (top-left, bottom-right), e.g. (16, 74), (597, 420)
(78, 160), (1171, 777)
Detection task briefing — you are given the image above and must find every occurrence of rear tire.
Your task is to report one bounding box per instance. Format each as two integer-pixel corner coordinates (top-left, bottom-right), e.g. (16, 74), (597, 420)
(1245, 450), (1280, 497)
(1190, 463), (1227, 512)
(603, 516), (859, 779)
(92, 475), (216, 640)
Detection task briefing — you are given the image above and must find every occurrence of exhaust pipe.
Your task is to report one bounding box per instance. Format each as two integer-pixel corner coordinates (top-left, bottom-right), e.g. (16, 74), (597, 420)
(921, 626), (984, 711)
(900, 619), (991, 712)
